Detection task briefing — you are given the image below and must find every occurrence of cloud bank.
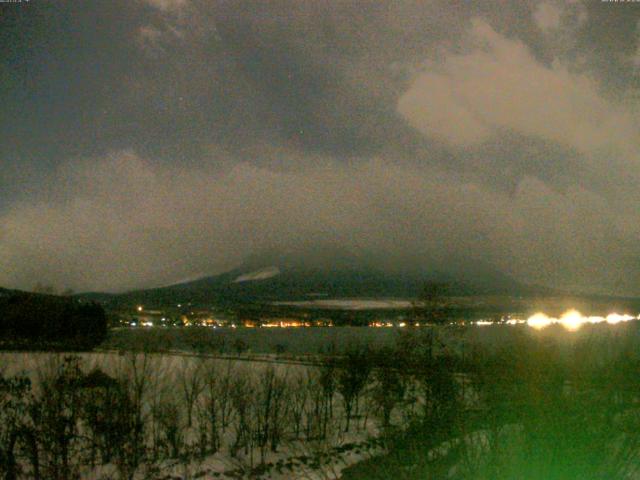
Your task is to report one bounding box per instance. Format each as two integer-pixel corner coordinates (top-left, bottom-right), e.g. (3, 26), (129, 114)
(1, 1), (640, 294)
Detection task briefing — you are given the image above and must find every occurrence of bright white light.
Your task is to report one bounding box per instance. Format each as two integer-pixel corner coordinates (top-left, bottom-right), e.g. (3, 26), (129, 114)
(470, 310), (636, 330)
(606, 313), (634, 324)
(475, 320), (493, 326)
(527, 313), (552, 330)
(520, 310), (637, 331)
(587, 316), (605, 324)
(560, 309), (583, 331)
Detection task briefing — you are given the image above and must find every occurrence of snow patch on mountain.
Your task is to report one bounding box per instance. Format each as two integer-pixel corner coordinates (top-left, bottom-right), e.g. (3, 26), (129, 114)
(233, 266), (281, 283)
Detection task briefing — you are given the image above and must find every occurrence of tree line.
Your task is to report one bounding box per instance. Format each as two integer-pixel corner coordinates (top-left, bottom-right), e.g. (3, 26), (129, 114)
(0, 292), (107, 349)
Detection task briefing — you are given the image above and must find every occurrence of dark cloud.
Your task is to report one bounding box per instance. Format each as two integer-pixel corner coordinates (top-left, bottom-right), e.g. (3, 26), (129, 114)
(1, 0), (639, 294)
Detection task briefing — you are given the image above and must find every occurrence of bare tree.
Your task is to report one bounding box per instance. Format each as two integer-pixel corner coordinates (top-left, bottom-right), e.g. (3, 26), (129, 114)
(38, 356), (86, 480)
(229, 370), (255, 460)
(289, 373), (310, 439)
(113, 353), (152, 480)
(336, 347), (372, 432)
(0, 375), (31, 480)
(154, 400), (183, 459)
(318, 361), (337, 439)
(411, 281), (452, 326)
(198, 360), (223, 456)
(370, 348), (406, 429)
(179, 359), (205, 428)
(218, 360), (236, 431)
(253, 366), (291, 464)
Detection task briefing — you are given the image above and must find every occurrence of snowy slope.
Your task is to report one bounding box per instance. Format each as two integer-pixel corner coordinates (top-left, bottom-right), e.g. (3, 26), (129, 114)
(233, 266), (281, 283)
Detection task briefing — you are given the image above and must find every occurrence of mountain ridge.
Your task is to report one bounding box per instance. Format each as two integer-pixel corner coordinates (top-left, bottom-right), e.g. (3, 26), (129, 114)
(89, 248), (558, 306)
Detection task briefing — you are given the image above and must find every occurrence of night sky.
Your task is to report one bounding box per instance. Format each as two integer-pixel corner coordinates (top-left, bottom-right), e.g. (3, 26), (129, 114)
(1, 0), (639, 294)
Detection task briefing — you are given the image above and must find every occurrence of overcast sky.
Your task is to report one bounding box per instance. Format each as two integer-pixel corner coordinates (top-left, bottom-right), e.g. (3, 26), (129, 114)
(1, 0), (640, 294)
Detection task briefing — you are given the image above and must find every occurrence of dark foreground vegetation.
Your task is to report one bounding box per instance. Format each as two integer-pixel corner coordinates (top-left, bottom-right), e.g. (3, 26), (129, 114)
(0, 291), (107, 350)
(343, 326), (640, 480)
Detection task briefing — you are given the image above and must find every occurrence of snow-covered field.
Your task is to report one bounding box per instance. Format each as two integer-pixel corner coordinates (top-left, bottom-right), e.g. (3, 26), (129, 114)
(0, 352), (383, 480)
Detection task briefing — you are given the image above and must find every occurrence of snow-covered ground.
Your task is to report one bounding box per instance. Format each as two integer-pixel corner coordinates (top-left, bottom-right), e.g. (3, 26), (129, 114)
(0, 352), (383, 480)
(234, 266), (281, 283)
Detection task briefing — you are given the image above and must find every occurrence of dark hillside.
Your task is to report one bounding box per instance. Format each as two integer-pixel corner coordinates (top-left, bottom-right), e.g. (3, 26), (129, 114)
(95, 248), (555, 307)
(0, 290), (107, 350)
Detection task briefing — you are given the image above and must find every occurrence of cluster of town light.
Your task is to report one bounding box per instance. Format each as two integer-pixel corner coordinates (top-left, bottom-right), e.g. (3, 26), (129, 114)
(475, 310), (639, 331)
(133, 304), (638, 331)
